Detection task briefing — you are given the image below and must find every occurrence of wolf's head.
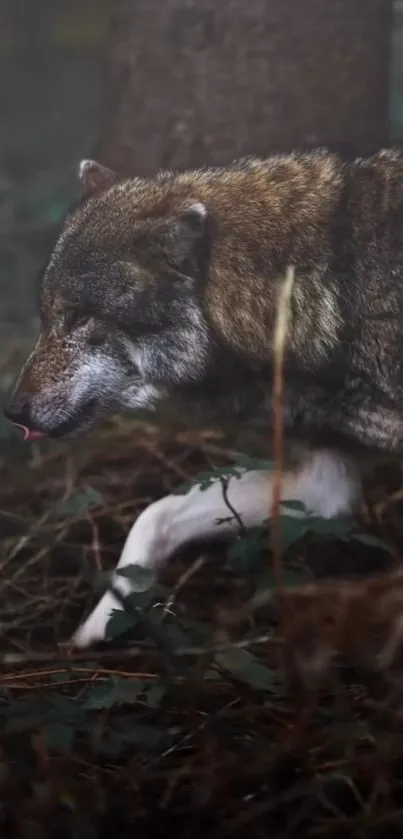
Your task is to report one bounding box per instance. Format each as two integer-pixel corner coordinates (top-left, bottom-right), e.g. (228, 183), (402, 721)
(4, 160), (215, 439)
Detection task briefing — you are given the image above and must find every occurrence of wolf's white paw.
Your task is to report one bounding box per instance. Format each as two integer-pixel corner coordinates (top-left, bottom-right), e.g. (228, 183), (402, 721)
(72, 591), (123, 648)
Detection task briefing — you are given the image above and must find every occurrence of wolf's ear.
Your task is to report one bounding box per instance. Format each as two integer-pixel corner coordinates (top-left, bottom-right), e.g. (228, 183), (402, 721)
(78, 159), (120, 197)
(161, 202), (208, 268)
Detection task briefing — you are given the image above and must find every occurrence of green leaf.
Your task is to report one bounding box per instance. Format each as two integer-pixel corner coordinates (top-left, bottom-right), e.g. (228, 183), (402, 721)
(204, 668), (221, 681)
(42, 722), (75, 755)
(128, 587), (159, 607)
(84, 681), (113, 710)
(106, 609), (137, 640)
(215, 648), (277, 691)
(255, 557), (311, 593)
(171, 479), (195, 496)
(171, 614), (211, 646)
(53, 486), (104, 518)
(150, 618), (189, 648)
(350, 531), (394, 554)
(122, 723), (168, 748)
(280, 500), (307, 515)
(98, 723), (166, 756)
(105, 581), (163, 639)
(172, 465), (244, 495)
(227, 527), (268, 572)
(2, 695), (87, 733)
(271, 513), (355, 553)
(144, 683), (166, 708)
(271, 515), (309, 553)
(305, 515), (353, 538)
(48, 693), (78, 715)
(91, 569), (113, 590)
(0, 686), (11, 699)
(283, 560), (313, 586)
(50, 671), (72, 683)
(115, 564), (156, 591)
(6, 713), (47, 733)
(85, 677), (144, 710)
(234, 454), (275, 471)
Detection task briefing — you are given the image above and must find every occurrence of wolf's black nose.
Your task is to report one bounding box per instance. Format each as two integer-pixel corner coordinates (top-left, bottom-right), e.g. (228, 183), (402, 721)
(4, 399), (47, 440)
(4, 398), (33, 429)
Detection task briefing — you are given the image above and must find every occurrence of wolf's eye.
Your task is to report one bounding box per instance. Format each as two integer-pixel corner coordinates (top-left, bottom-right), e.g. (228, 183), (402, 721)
(72, 314), (89, 330)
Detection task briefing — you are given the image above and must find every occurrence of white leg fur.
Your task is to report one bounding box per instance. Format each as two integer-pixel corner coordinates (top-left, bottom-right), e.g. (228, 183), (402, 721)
(72, 450), (359, 647)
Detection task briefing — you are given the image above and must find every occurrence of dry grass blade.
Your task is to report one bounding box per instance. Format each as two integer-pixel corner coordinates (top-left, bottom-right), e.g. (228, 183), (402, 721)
(271, 265), (295, 585)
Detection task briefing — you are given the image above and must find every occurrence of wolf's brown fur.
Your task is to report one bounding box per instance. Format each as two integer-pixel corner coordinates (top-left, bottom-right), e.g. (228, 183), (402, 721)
(6, 149), (403, 458)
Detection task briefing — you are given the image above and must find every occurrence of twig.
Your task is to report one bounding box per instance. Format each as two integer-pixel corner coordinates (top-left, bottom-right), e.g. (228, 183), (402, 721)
(0, 631), (280, 668)
(220, 476), (248, 538)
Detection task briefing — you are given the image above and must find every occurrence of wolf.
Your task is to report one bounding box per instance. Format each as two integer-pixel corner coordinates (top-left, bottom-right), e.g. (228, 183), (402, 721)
(5, 149), (403, 647)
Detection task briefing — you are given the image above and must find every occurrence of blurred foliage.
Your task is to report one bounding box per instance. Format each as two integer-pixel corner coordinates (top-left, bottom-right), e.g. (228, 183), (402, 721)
(0, 0), (111, 349)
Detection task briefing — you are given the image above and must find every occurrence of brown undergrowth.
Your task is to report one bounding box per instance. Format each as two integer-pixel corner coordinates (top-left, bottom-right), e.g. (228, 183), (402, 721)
(0, 413), (403, 837)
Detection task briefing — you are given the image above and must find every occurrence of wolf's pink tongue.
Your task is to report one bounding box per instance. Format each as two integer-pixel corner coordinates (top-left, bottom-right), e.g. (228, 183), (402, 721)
(13, 424), (46, 441)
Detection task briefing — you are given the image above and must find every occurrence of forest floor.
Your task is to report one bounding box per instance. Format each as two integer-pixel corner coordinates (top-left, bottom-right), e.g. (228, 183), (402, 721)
(1, 415), (403, 837)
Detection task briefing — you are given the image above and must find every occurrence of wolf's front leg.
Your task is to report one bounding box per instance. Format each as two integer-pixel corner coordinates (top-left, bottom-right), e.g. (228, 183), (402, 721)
(72, 450), (359, 648)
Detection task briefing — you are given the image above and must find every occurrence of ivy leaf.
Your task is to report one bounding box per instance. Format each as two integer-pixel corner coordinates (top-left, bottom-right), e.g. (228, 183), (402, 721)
(144, 683), (166, 708)
(171, 479), (195, 496)
(106, 609), (137, 640)
(204, 668), (221, 681)
(6, 713), (47, 732)
(283, 560), (313, 586)
(270, 514), (355, 553)
(149, 618), (189, 649)
(115, 564), (156, 591)
(85, 677), (144, 710)
(84, 681), (114, 710)
(271, 515), (309, 553)
(350, 532), (394, 554)
(98, 723), (166, 756)
(122, 723), (169, 748)
(105, 582), (160, 639)
(172, 465), (244, 495)
(48, 693), (79, 715)
(50, 671), (72, 684)
(42, 722), (75, 755)
(171, 614), (211, 646)
(228, 527), (268, 572)
(280, 500), (307, 515)
(256, 558), (311, 593)
(0, 686), (11, 699)
(215, 648), (277, 692)
(53, 486), (104, 518)
(305, 516), (354, 538)
(234, 454), (275, 471)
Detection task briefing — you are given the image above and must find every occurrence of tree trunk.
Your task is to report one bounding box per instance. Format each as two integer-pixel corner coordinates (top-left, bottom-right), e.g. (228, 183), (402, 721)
(97, 0), (392, 176)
